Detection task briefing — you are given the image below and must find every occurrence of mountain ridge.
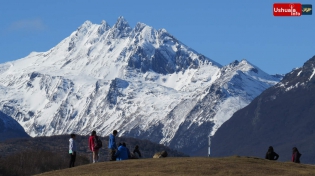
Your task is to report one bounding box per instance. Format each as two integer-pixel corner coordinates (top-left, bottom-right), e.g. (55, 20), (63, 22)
(0, 17), (280, 155)
(211, 55), (315, 164)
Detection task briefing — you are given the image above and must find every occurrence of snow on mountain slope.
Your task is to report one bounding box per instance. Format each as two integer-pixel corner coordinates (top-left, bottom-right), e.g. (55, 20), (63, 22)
(0, 17), (280, 154)
(211, 55), (315, 164)
(275, 58), (315, 92)
(167, 60), (280, 155)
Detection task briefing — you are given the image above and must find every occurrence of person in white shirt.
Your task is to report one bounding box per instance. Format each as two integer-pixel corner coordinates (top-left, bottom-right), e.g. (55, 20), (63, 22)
(69, 133), (77, 168)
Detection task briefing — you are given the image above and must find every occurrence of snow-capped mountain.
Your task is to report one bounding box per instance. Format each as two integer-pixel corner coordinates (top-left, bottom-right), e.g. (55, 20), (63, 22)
(167, 60), (281, 155)
(211, 55), (315, 164)
(0, 17), (280, 155)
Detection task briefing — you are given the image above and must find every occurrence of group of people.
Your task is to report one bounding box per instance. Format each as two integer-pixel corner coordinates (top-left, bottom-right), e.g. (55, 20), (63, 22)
(69, 133), (304, 168)
(68, 130), (142, 168)
(107, 130), (142, 161)
(265, 146), (302, 163)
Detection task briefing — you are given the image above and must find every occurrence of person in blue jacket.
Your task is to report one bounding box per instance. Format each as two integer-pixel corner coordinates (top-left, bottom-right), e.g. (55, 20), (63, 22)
(115, 143), (129, 161)
(122, 142), (131, 159)
(108, 130), (118, 161)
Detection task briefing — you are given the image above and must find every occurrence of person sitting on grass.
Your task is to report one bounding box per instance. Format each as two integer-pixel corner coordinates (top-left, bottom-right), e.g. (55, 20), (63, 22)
(265, 146), (279, 160)
(131, 145), (142, 159)
(122, 142), (132, 159)
(115, 143), (129, 161)
(292, 147), (302, 163)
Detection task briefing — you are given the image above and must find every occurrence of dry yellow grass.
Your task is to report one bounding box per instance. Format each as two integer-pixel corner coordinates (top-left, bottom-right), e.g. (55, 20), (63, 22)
(36, 156), (315, 176)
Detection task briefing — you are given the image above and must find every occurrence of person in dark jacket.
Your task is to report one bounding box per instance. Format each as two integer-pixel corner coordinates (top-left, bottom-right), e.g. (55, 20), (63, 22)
(265, 146), (279, 160)
(132, 145), (142, 159)
(115, 143), (129, 161)
(69, 133), (77, 168)
(292, 147), (302, 163)
(108, 130), (118, 161)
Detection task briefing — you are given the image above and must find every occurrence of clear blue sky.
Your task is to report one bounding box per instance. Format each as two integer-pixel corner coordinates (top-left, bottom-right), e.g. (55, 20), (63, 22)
(0, 0), (314, 74)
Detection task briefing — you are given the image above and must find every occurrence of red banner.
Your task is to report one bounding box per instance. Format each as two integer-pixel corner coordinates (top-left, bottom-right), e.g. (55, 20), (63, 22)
(273, 3), (302, 16)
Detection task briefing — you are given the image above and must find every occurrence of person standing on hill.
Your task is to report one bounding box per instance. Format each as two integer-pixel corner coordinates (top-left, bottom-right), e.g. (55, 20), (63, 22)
(108, 130), (118, 161)
(89, 131), (99, 163)
(265, 146), (279, 160)
(69, 133), (77, 168)
(292, 147), (302, 163)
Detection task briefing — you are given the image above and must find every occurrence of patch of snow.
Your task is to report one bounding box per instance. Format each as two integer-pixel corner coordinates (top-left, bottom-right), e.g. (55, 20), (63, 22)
(309, 69), (315, 81)
(297, 70), (302, 76)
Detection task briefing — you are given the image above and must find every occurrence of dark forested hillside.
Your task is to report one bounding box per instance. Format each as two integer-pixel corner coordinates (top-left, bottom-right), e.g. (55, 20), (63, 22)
(0, 111), (30, 142)
(211, 56), (315, 164)
(0, 134), (188, 176)
(0, 135), (188, 160)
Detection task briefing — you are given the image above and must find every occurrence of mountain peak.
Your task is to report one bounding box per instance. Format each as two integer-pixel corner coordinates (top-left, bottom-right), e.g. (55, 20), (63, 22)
(302, 55), (315, 69)
(110, 16), (132, 38)
(281, 55), (315, 85)
(231, 60), (239, 66)
(78, 20), (92, 30)
(239, 59), (259, 69)
(98, 20), (110, 35)
(223, 59), (265, 76)
(158, 28), (168, 34)
(113, 16), (130, 30)
(134, 22), (149, 32)
(240, 59), (248, 64)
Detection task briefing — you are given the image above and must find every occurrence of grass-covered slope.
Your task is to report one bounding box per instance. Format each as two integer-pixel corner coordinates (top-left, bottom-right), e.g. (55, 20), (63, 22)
(37, 156), (315, 176)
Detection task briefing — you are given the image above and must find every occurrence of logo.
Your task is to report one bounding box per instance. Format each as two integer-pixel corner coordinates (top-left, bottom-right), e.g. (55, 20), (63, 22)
(302, 4), (312, 15)
(273, 3), (302, 16)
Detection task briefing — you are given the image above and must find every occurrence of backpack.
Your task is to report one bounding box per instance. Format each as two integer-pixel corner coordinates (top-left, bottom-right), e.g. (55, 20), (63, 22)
(94, 136), (102, 149)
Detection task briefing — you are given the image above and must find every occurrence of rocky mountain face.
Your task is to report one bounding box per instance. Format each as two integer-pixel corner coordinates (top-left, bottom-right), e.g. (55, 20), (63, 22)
(211, 56), (315, 164)
(0, 17), (280, 155)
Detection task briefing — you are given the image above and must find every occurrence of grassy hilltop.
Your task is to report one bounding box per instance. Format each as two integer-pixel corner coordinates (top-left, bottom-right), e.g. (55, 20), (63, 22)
(36, 156), (315, 176)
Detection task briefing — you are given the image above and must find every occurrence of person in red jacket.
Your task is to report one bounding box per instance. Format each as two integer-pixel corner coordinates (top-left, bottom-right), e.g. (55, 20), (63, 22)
(89, 131), (99, 163)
